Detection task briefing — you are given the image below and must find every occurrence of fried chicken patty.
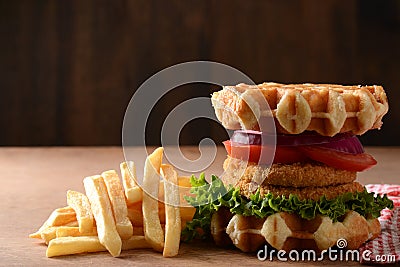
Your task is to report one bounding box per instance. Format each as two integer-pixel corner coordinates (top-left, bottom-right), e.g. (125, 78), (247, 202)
(222, 156), (357, 188)
(258, 182), (364, 201)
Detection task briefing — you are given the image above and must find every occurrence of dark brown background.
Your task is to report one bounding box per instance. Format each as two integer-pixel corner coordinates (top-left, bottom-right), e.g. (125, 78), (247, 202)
(0, 0), (399, 146)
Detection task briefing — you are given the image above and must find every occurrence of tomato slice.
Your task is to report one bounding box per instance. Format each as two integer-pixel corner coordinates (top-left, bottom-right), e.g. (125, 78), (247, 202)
(223, 140), (377, 171)
(298, 145), (377, 172)
(223, 140), (307, 165)
(273, 146), (309, 164)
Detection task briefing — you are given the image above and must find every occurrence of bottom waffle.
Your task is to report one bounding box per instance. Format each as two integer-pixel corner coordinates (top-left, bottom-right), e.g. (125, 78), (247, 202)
(211, 209), (380, 253)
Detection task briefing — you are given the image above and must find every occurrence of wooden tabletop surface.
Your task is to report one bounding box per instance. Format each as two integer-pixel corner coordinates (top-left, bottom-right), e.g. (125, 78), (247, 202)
(0, 146), (399, 266)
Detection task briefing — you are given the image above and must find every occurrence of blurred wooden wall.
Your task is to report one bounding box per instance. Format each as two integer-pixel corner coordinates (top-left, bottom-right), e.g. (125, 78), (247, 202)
(0, 0), (399, 146)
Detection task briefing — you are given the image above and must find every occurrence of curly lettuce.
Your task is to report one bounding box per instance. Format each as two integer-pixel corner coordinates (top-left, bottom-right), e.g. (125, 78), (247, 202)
(182, 174), (394, 241)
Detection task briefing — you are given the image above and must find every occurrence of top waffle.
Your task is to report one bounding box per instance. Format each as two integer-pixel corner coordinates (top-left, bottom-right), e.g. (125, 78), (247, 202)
(211, 82), (389, 136)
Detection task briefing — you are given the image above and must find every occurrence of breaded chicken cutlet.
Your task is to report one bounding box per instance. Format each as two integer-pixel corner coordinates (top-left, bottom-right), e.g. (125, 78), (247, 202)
(222, 156), (356, 189)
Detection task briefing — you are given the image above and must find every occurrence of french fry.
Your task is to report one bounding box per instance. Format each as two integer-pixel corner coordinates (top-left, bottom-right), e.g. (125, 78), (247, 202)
(127, 202), (144, 226)
(30, 225), (49, 239)
(56, 226), (97, 238)
(46, 236), (151, 258)
(126, 186), (143, 204)
(120, 161), (138, 187)
(127, 202), (194, 227)
(178, 176), (191, 188)
(176, 176), (196, 222)
(158, 177), (192, 205)
(120, 161), (143, 204)
(84, 175), (122, 257)
(66, 190), (94, 234)
(160, 164), (181, 257)
(142, 147), (164, 252)
(64, 221), (79, 227)
(48, 207), (77, 226)
(131, 224), (184, 234)
(41, 227), (58, 245)
(178, 176), (194, 204)
(180, 207), (195, 222)
(158, 202), (166, 223)
(102, 170), (133, 240)
(47, 236), (105, 257)
(132, 227), (144, 236)
(158, 203), (195, 223)
(122, 236), (152, 250)
(29, 206), (77, 238)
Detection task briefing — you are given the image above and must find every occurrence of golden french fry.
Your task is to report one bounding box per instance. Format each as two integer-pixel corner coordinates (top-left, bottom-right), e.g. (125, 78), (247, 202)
(120, 161), (138, 188)
(132, 224), (169, 232)
(46, 236), (151, 258)
(160, 164), (181, 257)
(142, 147), (164, 252)
(84, 175), (122, 257)
(178, 176), (191, 188)
(132, 227), (144, 236)
(126, 186), (143, 204)
(66, 190), (94, 234)
(158, 181), (165, 202)
(64, 221), (79, 227)
(180, 206), (195, 222)
(41, 227), (58, 245)
(102, 170), (133, 240)
(49, 207), (77, 226)
(176, 176), (196, 221)
(127, 202), (193, 227)
(121, 161), (143, 204)
(122, 236), (152, 250)
(178, 176), (194, 204)
(127, 203), (144, 226)
(30, 224), (49, 239)
(47, 236), (105, 257)
(29, 206), (77, 238)
(157, 203), (194, 223)
(158, 177), (191, 204)
(56, 226), (97, 238)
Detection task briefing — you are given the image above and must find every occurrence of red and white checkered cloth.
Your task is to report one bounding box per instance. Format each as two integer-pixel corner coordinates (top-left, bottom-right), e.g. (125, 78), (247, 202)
(359, 184), (400, 265)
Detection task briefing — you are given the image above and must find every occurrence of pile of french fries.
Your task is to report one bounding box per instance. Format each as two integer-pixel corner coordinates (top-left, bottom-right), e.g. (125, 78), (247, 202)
(30, 147), (195, 258)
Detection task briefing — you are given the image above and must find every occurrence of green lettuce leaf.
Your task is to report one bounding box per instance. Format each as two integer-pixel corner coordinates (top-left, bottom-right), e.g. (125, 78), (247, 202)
(181, 174), (394, 241)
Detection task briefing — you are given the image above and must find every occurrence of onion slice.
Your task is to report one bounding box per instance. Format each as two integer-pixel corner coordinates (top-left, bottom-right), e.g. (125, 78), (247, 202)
(230, 130), (365, 155)
(231, 130), (358, 147)
(314, 136), (364, 154)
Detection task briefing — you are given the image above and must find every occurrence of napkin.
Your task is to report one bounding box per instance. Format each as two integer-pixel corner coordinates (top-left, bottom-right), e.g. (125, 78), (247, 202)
(359, 184), (400, 265)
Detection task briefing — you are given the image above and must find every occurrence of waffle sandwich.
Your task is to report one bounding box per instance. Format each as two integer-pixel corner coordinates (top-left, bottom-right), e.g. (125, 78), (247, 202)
(183, 82), (393, 254)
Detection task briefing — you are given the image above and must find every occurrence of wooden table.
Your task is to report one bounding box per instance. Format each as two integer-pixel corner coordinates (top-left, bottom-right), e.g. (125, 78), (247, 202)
(1, 146), (398, 266)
